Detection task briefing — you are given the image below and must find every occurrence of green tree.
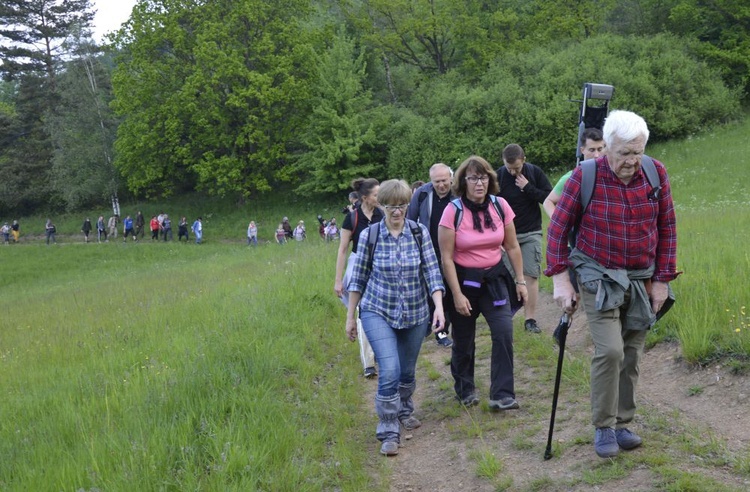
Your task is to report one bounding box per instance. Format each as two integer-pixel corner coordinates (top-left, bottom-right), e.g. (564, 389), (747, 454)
(0, 0), (94, 84)
(0, 76), (55, 213)
(606, 0), (750, 97)
(47, 36), (119, 211)
(112, 0), (315, 199)
(293, 30), (386, 195)
(0, 0), (96, 213)
(110, 0), (203, 198)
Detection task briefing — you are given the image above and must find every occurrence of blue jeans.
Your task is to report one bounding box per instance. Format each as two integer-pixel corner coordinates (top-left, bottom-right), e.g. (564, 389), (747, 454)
(360, 311), (427, 397)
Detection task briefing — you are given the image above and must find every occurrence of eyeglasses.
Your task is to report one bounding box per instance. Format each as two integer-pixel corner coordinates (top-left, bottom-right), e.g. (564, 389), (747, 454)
(384, 204), (409, 211)
(465, 175), (490, 184)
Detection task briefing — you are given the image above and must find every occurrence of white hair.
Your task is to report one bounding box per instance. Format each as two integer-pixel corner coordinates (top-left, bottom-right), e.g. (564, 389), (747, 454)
(602, 110), (650, 147)
(429, 162), (453, 178)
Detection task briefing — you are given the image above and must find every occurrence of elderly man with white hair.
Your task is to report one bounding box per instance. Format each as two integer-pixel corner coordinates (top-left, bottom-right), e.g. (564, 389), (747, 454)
(545, 110), (679, 458)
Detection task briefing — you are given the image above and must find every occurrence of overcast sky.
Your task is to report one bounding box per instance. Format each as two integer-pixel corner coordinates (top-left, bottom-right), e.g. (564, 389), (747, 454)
(91, 0), (138, 42)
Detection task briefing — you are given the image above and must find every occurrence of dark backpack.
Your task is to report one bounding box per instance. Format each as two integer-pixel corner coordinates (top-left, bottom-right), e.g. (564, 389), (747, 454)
(450, 194), (505, 229)
(569, 155), (661, 246)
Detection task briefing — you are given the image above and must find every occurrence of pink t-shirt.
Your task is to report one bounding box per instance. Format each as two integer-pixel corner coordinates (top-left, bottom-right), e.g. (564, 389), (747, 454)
(439, 197), (516, 269)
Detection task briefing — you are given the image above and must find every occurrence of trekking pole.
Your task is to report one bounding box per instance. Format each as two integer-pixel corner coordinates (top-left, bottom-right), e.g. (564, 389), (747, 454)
(544, 305), (575, 460)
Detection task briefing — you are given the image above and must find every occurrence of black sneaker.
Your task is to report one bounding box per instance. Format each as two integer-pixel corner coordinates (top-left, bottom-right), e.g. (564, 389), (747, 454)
(364, 367), (377, 379)
(436, 332), (453, 347)
(524, 319), (542, 334)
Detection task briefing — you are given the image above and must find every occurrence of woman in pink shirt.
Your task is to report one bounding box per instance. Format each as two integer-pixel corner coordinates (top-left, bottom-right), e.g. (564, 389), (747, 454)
(438, 155), (527, 411)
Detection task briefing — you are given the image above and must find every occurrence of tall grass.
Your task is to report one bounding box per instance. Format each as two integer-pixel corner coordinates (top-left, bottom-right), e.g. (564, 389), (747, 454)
(646, 118), (750, 363)
(0, 240), (374, 490)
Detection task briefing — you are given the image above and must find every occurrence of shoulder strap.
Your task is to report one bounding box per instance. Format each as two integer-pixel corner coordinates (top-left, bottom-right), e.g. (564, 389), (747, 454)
(570, 159), (597, 247)
(451, 198), (464, 230)
(451, 196), (505, 228)
(350, 208), (358, 232)
(406, 219), (423, 252)
(488, 194), (506, 224)
(579, 158), (597, 211)
(366, 222), (380, 272)
(640, 155), (661, 194)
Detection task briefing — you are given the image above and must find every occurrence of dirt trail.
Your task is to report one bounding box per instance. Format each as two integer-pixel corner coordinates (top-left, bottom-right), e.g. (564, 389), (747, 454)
(368, 292), (750, 491)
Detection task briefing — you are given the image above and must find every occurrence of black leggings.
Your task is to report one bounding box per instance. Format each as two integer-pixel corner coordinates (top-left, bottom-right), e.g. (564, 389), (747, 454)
(449, 281), (514, 401)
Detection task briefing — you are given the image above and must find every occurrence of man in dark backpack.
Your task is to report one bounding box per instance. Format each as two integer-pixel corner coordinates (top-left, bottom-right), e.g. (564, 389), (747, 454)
(407, 163), (454, 348)
(497, 145), (553, 334)
(545, 110), (679, 459)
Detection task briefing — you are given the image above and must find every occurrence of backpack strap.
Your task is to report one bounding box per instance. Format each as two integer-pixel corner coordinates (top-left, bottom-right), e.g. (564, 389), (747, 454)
(640, 155), (661, 199)
(452, 196), (505, 229)
(451, 198), (464, 230)
(350, 208), (358, 233)
(578, 158), (597, 212)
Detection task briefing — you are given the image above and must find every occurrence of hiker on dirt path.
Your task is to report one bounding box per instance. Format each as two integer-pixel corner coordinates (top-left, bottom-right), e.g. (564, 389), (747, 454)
(345, 179), (445, 457)
(407, 163), (455, 348)
(335, 178), (383, 379)
(81, 218), (92, 243)
(497, 144), (553, 335)
(545, 110), (679, 459)
(438, 156), (527, 411)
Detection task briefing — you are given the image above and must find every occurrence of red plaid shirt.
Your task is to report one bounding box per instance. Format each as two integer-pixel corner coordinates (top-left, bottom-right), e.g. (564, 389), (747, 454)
(545, 156), (678, 282)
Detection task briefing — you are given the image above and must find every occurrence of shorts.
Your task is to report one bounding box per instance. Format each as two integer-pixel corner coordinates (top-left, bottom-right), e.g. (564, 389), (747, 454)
(516, 230), (543, 278)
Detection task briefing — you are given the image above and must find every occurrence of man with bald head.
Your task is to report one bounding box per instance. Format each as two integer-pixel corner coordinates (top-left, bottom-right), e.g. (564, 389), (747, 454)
(408, 163), (455, 347)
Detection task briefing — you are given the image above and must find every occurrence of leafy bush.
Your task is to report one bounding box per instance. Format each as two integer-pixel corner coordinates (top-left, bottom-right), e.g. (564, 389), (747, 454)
(383, 33), (741, 177)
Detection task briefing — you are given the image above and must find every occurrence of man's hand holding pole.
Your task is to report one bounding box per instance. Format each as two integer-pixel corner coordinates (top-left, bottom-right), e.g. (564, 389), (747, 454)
(553, 271), (578, 314)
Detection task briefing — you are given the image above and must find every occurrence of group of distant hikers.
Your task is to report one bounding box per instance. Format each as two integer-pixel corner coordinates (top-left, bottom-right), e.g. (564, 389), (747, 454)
(2, 212), (204, 245)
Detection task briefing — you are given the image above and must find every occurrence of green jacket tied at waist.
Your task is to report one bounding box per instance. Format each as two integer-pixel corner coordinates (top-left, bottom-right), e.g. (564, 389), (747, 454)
(569, 249), (675, 331)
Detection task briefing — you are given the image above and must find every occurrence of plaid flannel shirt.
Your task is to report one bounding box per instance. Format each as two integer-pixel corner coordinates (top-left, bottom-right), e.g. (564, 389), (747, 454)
(349, 221), (445, 329)
(545, 156), (678, 282)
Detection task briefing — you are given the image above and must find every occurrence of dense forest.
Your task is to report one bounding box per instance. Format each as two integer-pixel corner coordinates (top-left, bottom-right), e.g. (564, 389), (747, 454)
(0, 0), (747, 215)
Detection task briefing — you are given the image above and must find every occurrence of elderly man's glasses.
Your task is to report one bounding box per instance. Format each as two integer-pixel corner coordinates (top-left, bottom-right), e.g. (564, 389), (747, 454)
(384, 204), (409, 211)
(465, 175), (490, 184)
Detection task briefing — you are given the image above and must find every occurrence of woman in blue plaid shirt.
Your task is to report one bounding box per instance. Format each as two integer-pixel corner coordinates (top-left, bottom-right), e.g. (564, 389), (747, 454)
(346, 179), (445, 457)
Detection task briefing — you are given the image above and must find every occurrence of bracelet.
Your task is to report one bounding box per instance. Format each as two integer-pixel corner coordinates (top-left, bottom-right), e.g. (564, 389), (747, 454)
(515, 280), (527, 285)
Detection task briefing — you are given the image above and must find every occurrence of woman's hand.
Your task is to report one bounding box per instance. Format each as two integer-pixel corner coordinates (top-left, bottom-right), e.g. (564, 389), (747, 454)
(516, 284), (528, 304)
(431, 308), (446, 334)
(334, 279), (344, 298)
(453, 292), (472, 317)
(346, 317), (357, 342)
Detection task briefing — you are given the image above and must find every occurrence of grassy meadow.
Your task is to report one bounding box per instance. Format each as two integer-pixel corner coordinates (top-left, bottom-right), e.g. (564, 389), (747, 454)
(0, 116), (749, 489)
(0, 240), (372, 490)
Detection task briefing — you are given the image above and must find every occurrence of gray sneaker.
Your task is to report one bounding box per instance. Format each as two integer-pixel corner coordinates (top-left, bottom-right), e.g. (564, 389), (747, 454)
(595, 427), (619, 458)
(615, 428), (642, 450)
(400, 415), (422, 431)
(524, 319), (542, 333)
(380, 440), (399, 456)
(488, 397), (519, 410)
(364, 366), (377, 379)
(457, 392), (480, 407)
